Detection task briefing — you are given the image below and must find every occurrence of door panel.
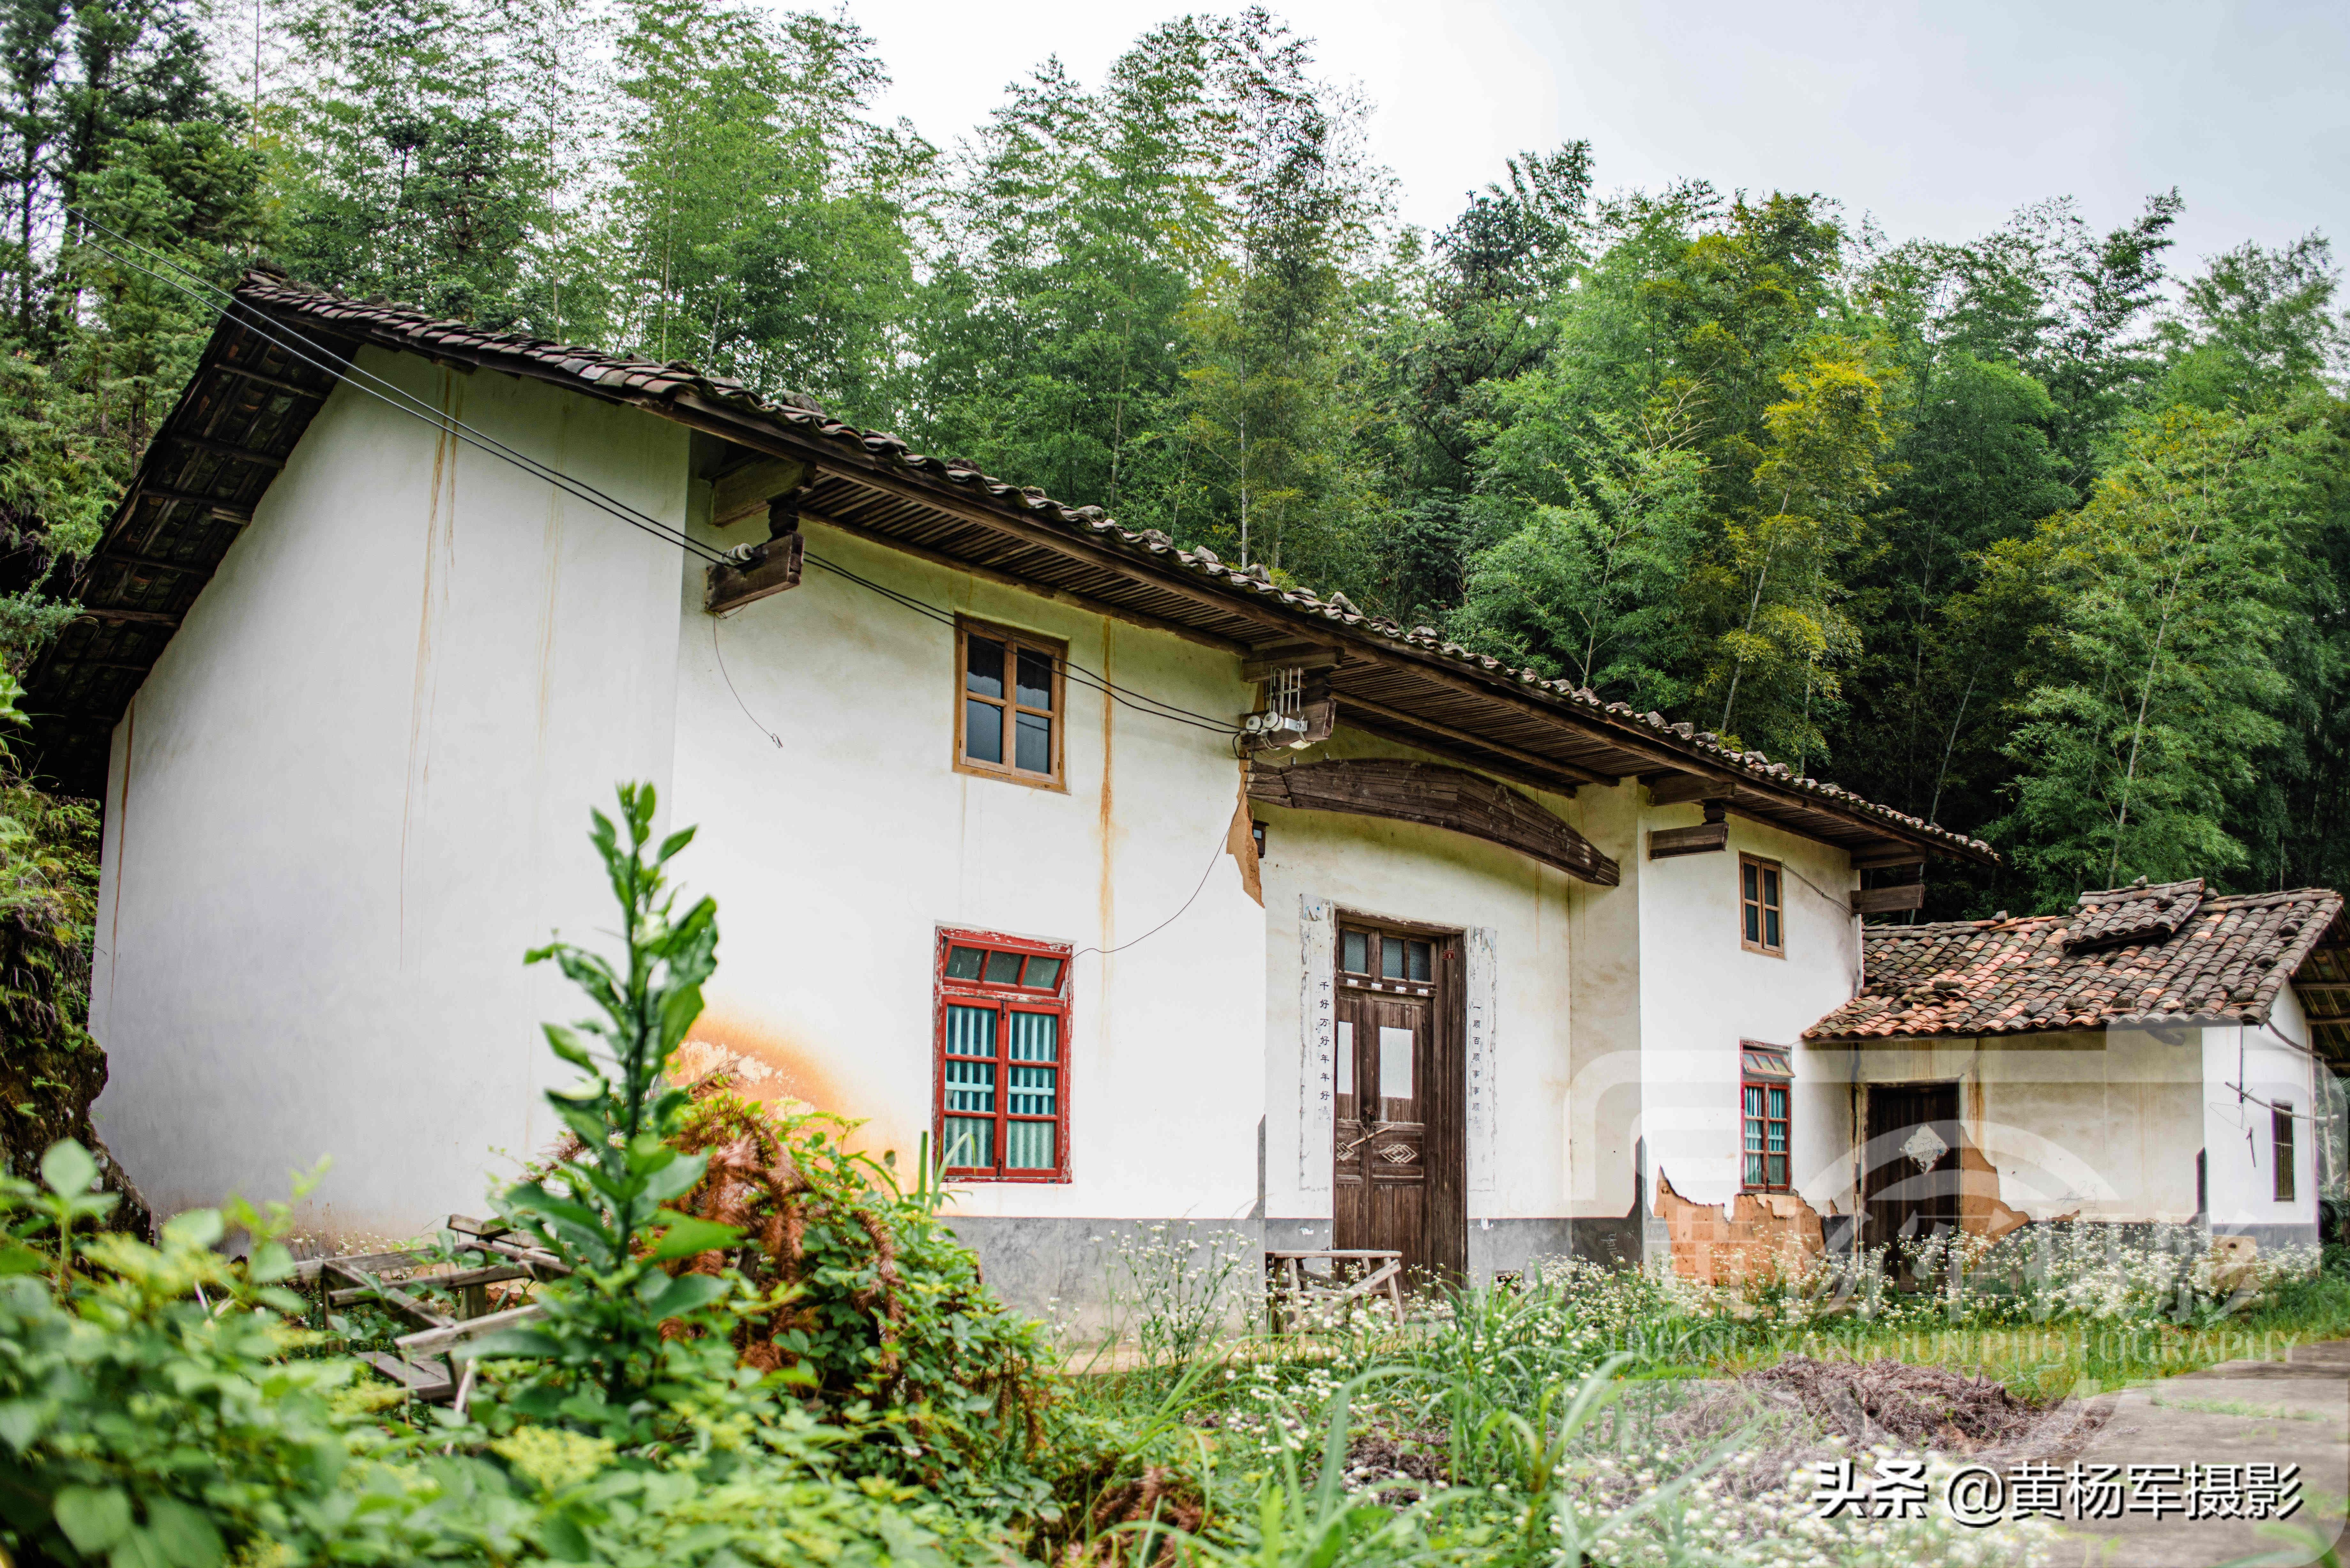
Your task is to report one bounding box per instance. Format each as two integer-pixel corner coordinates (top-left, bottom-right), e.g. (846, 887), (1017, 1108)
(1863, 1082), (1963, 1282)
(1331, 923), (1463, 1286)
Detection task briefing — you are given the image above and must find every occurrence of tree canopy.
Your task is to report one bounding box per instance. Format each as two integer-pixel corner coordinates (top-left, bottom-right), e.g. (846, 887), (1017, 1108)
(2, 0), (2345, 916)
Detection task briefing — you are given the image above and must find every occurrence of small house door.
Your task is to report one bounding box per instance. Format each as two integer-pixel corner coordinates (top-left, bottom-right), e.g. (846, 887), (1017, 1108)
(1863, 1081), (1963, 1279)
(1333, 921), (1465, 1285)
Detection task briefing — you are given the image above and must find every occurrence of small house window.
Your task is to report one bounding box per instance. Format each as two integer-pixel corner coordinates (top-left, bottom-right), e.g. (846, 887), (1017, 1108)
(2274, 1104), (2297, 1203)
(935, 929), (1072, 1181)
(1740, 855), (1784, 956)
(1339, 928), (1432, 984)
(1742, 1079), (1790, 1190)
(957, 619), (1064, 788)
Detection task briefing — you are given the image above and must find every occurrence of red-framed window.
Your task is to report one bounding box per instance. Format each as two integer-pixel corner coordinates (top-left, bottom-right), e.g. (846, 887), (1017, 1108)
(1742, 1080), (1790, 1190)
(934, 928), (1072, 1181)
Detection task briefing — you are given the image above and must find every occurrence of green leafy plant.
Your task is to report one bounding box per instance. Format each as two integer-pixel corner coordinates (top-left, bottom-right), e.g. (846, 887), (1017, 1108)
(475, 783), (747, 1432)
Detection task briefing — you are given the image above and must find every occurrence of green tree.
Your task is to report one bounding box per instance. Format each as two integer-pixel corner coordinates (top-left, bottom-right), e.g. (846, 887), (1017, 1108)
(1986, 408), (2301, 902)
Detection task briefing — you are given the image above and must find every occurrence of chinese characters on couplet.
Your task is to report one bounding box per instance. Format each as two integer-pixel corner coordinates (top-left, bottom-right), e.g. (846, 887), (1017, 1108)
(1811, 1458), (2302, 1527)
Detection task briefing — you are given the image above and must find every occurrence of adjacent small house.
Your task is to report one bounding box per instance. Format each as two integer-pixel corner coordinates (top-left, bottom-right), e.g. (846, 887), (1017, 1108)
(28, 271), (2340, 1311)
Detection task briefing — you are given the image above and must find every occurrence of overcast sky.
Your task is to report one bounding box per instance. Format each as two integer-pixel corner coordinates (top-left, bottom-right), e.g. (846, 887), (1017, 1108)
(842, 0), (2347, 275)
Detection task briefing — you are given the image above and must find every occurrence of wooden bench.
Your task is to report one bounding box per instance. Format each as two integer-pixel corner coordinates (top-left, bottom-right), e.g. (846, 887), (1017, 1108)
(1263, 1248), (1405, 1333)
(307, 1215), (569, 1406)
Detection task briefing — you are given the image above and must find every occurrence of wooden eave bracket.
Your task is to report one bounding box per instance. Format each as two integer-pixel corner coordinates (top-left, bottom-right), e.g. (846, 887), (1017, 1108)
(704, 498), (804, 614)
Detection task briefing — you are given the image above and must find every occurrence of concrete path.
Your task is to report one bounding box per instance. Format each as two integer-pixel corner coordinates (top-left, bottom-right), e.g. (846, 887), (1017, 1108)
(2049, 1341), (2350, 1566)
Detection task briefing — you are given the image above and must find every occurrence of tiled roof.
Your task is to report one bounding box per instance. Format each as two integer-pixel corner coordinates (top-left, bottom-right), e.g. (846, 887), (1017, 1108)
(2064, 878), (2205, 952)
(27, 265), (1997, 864)
(1806, 883), (2347, 1042)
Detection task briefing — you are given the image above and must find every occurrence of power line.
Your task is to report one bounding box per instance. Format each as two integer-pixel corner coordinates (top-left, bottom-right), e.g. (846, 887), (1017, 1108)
(72, 218), (1242, 740)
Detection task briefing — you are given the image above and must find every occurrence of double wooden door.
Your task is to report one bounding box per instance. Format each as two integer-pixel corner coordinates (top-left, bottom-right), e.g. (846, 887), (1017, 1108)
(1333, 921), (1465, 1285)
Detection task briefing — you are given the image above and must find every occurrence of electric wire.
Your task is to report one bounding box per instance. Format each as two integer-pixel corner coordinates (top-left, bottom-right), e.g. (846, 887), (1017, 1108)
(1071, 828), (1231, 964)
(76, 215), (1247, 740)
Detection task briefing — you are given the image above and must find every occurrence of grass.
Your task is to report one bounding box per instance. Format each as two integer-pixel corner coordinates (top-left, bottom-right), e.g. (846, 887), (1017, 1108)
(1036, 1235), (2350, 1566)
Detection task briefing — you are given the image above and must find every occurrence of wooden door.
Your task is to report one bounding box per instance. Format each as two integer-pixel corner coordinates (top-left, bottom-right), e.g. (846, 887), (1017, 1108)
(1333, 922), (1465, 1285)
(1863, 1082), (1963, 1278)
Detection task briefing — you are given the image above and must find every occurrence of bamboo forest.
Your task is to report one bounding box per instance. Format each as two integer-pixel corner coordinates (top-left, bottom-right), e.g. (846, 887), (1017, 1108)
(2, 0), (2345, 918)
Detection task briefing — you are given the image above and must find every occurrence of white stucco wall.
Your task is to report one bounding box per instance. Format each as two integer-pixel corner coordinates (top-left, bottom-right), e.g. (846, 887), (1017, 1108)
(2204, 988), (2320, 1233)
(1837, 1032), (2202, 1224)
(663, 509), (1267, 1224)
(89, 349), (694, 1234)
(1634, 804), (1859, 1211)
(1254, 728), (1599, 1223)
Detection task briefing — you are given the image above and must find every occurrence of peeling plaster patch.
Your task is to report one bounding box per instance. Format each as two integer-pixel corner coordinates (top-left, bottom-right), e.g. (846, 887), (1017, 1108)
(1654, 1169), (1823, 1285)
(676, 997), (912, 1163)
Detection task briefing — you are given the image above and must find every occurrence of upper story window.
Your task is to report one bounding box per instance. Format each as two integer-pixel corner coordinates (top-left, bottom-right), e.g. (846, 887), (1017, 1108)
(1740, 854), (1784, 956)
(958, 619), (1064, 788)
(934, 928), (1072, 1181)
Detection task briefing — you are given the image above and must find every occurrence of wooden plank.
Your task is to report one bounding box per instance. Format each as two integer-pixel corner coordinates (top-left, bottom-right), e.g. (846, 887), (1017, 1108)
(363, 1352), (454, 1400)
(134, 485), (252, 517)
(215, 361), (336, 399)
(167, 433), (285, 469)
(704, 530), (803, 613)
(394, 1300), (544, 1356)
(1646, 773), (1730, 807)
(94, 551), (209, 576)
(1852, 850), (1928, 871)
(797, 511), (1251, 657)
(711, 457), (809, 527)
(1852, 883), (1927, 915)
(73, 608), (181, 626)
(1649, 822), (1729, 858)
(1242, 643), (1344, 681)
(1334, 694), (1606, 788)
(1249, 758), (1619, 886)
(1335, 714), (1600, 804)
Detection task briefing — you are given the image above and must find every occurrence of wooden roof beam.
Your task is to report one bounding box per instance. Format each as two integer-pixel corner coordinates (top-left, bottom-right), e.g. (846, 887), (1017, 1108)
(1334, 693), (1608, 788)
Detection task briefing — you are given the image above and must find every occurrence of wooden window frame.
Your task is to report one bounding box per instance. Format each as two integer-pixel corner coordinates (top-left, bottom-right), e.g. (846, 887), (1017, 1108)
(1740, 853), (1785, 957)
(932, 926), (1073, 1183)
(2274, 1103), (2297, 1203)
(1740, 1076), (1792, 1192)
(954, 616), (1066, 791)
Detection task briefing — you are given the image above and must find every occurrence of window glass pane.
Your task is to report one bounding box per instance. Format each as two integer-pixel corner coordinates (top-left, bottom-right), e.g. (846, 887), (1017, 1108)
(1744, 1120), (1762, 1153)
(1335, 1021), (1353, 1094)
(1007, 1011), (1058, 1061)
(1021, 955), (1062, 991)
(1765, 908), (1782, 949)
(1341, 931), (1368, 973)
(1763, 868), (1781, 907)
(1381, 939), (1405, 979)
(942, 1056), (996, 1112)
(1745, 1152), (1762, 1184)
(1769, 1087), (1787, 1119)
(1378, 1026), (1414, 1100)
(944, 946), (984, 981)
(1007, 1063), (1057, 1115)
(1015, 711), (1051, 773)
(1004, 1119), (1056, 1170)
(1767, 1121), (1786, 1154)
(1015, 648), (1053, 710)
(1744, 904), (1760, 944)
(943, 1116), (993, 1168)
(965, 636), (1004, 698)
(1744, 1086), (1763, 1117)
(965, 698), (1003, 764)
(1742, 862), (1757, 901)
(984, 950), (1023, 985)
(1408, 940), (1431, 982)
(1768, 1154), (1786, 1186)
(944, 1003), (997, 1058)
